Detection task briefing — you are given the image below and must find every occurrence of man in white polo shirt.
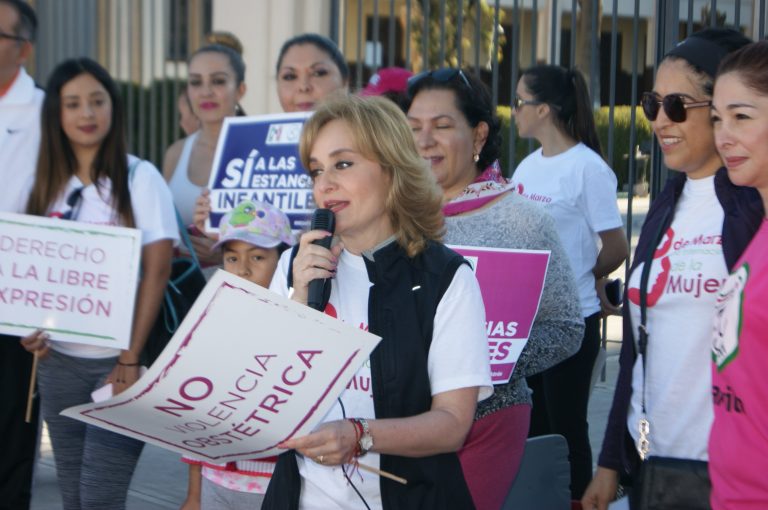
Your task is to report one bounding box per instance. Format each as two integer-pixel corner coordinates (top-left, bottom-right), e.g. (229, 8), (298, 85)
(0, 1), (43, 508)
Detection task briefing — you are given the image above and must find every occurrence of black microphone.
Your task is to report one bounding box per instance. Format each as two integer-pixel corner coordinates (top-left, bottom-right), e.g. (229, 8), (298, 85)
(307, 208), (335, 311)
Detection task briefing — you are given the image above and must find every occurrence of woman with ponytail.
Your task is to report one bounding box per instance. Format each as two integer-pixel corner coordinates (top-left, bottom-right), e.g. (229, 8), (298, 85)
(510, 65), (628, 499)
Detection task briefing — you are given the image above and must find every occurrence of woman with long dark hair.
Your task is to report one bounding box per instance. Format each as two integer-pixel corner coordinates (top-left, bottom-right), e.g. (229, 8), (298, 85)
(510, 64), (629, 498)
(582, 29), (762, 510)
(21, 57), (177, 509)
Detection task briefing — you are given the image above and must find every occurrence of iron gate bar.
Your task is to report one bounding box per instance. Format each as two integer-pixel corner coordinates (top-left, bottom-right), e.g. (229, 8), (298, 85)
(372, 0), (380, 73)
(492, 0), (501, 108)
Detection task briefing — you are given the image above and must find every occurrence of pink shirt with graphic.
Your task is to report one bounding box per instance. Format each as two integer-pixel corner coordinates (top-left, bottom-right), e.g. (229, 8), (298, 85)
(710, 219), (768, 510)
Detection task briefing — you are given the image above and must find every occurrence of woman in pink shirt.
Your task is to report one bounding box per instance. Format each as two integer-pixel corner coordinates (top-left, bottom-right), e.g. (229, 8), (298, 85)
(709, 40), (768, 510)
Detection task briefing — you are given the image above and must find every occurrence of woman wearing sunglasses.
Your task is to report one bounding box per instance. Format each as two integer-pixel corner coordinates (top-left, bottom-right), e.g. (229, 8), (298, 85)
(407, 68), (584, 509)
(582, 28), (763, 510)
(708, 40), (768, 509)
(509, 64), (629, 499)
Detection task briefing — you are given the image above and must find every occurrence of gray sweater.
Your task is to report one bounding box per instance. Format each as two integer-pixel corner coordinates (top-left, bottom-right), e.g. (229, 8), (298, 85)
(445, 192), (584, 419)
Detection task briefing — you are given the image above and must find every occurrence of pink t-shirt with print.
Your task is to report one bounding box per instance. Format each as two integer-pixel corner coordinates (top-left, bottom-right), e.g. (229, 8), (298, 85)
(710, 219), (768, 510)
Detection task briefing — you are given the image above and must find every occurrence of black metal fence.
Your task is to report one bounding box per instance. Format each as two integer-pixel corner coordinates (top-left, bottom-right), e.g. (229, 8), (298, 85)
(331, 0), (768, 246)
(30, 0), (211, 168)
(28, 0), (768, 245)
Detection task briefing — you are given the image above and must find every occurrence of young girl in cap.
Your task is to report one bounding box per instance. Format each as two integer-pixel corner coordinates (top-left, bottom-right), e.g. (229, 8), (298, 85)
(181, 200), (295, 510)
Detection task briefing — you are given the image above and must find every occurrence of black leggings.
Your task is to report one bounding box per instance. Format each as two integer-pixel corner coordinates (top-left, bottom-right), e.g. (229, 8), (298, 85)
(0, 337), (39, 510)
(527, 312), (601, 500)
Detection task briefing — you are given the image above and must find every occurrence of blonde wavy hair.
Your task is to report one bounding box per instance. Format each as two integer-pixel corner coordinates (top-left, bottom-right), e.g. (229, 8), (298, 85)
(300, 95), (444, 257)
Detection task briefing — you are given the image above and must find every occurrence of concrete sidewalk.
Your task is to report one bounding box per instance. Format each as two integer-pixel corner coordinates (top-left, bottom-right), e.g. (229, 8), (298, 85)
(31, 428), (187, 509)
(29, 310), (628, 509)
(30, 343), (623, 509)
(30, 198), (647, 509)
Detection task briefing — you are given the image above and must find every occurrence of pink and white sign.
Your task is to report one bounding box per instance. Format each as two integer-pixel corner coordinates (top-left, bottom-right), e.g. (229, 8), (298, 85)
(449, 245), (550, 384)
(0, 212), (141, 348)
(62, 270), (381, 462)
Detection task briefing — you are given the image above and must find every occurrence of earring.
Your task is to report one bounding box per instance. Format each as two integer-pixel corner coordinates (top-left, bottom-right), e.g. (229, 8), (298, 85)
(473, 153), (480, 163)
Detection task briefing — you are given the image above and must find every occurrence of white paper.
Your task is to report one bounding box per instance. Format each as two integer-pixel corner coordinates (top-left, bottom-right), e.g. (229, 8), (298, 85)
(63, 270), (381, 462)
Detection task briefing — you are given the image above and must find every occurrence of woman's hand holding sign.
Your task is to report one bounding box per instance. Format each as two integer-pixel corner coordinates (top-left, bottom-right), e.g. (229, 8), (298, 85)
(20, 329), (51, 358)
(192, 189), (215, 240)
(20, 330), (49, 422)
(279, 419), (360, 466)
(107, 358), (141, 396)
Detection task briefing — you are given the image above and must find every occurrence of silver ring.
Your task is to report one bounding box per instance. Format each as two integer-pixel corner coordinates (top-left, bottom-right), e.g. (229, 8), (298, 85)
(316, 455), (325, 464)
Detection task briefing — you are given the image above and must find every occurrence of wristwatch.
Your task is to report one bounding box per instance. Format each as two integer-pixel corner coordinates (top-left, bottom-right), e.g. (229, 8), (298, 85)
(357, 418), (373, 455)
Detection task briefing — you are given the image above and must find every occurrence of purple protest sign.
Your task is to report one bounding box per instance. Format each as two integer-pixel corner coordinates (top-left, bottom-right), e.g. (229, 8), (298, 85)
(449, 246), (550, 384)
(206, 112), (313, 233)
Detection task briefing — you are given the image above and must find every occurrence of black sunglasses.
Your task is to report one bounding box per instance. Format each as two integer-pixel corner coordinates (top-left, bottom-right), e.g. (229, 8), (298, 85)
(641, 92), (711, 123)
(512, 95), (562, 112)
(513, 96), (542, 110)
(60, 187), (84, 221)
(407, 68), (472, 97)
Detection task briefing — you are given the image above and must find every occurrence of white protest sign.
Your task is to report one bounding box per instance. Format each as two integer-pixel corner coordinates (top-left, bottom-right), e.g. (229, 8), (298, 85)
(62, 270), (381, 462)
(0, 212), (141, 349)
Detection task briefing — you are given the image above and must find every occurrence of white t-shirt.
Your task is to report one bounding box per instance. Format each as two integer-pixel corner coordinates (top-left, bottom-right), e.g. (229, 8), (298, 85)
(627, 175), (726, 460)
(269, 246), (492, 510)
(511, 143), (623, 316)
(0, 68), (44, 213)
(49, 156), (179, 359)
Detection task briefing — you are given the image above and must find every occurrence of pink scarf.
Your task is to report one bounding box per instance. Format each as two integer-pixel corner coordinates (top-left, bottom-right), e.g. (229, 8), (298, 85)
(442, 160), (514, 216)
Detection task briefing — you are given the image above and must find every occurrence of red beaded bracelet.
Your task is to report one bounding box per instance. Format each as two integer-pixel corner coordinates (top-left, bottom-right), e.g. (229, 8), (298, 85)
(348, 418), (364, 457)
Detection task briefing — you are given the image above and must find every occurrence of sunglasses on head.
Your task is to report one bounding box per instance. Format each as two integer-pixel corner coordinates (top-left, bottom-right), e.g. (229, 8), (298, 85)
(641, 92), (711, 123)
(407, 68), (472, 97)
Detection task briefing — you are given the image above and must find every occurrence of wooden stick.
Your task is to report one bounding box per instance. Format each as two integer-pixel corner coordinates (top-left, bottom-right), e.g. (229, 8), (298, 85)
(25, 350), (39, 424)
(357, 461), (408, 485)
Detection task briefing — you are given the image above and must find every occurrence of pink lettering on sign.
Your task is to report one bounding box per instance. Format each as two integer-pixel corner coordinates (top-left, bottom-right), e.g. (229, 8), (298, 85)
(346, 375), (371, 392)
(158, 350), (326, 442)
(0, 288), (111, 317)
(45, 268), (110, 289)
(0, 235), (106, 264)
(155, 377), (214, 417)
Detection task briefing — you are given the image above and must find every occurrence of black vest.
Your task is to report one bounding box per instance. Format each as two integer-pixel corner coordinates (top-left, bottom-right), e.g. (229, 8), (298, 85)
(263, 240), (476, 510)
